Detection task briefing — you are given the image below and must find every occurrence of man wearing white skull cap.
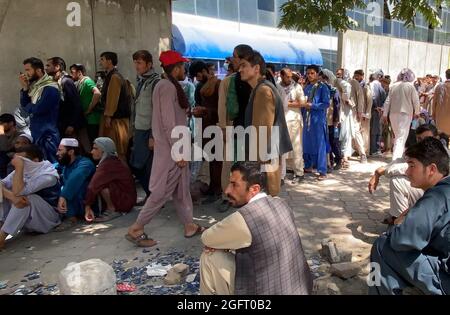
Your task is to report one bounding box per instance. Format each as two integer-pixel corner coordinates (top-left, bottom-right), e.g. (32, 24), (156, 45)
(54, 138), (95, 231)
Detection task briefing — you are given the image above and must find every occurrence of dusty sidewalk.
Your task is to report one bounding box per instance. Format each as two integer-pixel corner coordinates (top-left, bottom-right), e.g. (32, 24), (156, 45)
(0, 158), (389, 295)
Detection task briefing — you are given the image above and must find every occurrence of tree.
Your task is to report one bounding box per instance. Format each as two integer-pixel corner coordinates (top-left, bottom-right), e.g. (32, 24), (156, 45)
(278, 0), (449, 34)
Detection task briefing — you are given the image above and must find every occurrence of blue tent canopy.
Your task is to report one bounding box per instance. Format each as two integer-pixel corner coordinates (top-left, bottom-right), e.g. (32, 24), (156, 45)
(172, 24), (323, 66)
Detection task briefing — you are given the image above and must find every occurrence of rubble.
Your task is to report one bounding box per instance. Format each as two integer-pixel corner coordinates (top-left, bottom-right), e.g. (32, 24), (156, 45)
(330, 262), (361, 279)
(164, 263), (190, 285)
(319, 240), (353, 264)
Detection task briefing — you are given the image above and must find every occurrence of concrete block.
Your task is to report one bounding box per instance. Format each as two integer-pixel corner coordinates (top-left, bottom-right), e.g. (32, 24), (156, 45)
(330, 262), (361, 279)
(58, 259), (116, 295)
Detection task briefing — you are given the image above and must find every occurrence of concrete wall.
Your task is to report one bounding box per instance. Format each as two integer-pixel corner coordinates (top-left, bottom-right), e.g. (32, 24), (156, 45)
(340, 30), (450, 80)
(0, 0), (172, 114)
(366, 35), (390, 75)
(341, 31), (368, 73)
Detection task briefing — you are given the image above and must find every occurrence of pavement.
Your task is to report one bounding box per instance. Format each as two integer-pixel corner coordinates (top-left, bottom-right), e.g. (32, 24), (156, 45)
(0, 157), (390, 295)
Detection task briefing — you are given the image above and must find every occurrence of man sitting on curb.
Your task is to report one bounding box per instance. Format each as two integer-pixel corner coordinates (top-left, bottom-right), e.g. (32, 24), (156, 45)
(199, 162), (312, 295)
(0, 145), (61, 249)
(368, 124), (445, 225)
(55, 138), (96, 231)
(370, 138), (450, 295)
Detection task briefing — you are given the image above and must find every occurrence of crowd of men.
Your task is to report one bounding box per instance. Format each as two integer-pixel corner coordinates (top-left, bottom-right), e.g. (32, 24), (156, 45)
(0, 44), (450, 295)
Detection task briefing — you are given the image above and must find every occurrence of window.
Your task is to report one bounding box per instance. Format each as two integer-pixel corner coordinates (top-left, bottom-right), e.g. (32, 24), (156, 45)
(258, 0), (275, 12)
(196, 0), (218, 18)
(240, 0), (258, 24)
(172, 0), (195, 14)
(219, 0), (238, 21)
(258, 10), (275, 27)
(354, 12), (365, 31)
(276, 0), (289, 24)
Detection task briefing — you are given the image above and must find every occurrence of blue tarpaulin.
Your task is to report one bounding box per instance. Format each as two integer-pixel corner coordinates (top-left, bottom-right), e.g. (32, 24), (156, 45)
(172, 24), (323, 66)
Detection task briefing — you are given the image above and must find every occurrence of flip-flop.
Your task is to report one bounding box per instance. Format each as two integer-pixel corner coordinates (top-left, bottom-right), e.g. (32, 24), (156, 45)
(184, 225), (207, 238)
(125, 233), (157, 248)
(95, 211), (122, 223)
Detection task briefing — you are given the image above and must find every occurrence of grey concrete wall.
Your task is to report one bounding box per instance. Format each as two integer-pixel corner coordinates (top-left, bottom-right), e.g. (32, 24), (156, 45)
(366, 35), (390, 75)
(340, 31), (368, 74)
(340, 30), (450, 79)
(388, 38), (409, 77)
(441, 46), (450, 78)
(0, 0), (171, 114)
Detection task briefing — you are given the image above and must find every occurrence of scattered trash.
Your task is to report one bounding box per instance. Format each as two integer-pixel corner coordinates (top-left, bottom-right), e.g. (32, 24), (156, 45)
(116, 283), (137, 292)
(5, 249), (200, 295)
(186, 274), (197, 283)
(146, 263), (172, 277)
(0, 280), (9, 290)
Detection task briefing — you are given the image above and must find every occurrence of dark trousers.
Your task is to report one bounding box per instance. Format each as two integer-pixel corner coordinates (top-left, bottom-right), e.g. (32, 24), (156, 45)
(207, 160), (223, 195)
(0, 151), (10, 179)
(130, 129), (153, 197)
(86, 124), (99, 144)
(203, 133), (223, 195)
(370, 110), (382, 154)
(328, 126), (341, 165)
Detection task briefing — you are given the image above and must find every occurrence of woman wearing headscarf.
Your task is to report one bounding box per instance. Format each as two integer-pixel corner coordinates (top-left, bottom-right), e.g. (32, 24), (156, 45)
(84, 137), (137, 223)
(383, 68), (421, 161)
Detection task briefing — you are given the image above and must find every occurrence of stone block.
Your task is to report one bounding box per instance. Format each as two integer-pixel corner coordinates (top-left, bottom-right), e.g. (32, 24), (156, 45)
(58, 259), (116, 295)
(330, 262), (361, 279)
(164, 263), (190, 285)
(319, 240), (353, 263)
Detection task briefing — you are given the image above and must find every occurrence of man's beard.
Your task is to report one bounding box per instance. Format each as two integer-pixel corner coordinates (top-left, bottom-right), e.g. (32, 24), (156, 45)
(226, 194), (246, 208)
(28, 73), (40, 84)
(58, 153), (71, 166)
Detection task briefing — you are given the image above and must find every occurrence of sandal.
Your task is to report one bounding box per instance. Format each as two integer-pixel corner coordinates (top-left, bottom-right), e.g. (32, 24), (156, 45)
(184, 225), (207, 238)
(317, 175), (327, 181)
(125, 232), (157, 248)
(95, 211), (122, 223)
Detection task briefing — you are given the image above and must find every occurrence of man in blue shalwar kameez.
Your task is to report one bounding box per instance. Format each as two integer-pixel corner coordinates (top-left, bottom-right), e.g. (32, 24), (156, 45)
(370, 137), (450, 295)
(302, 65), (331, 180)
(19, 57), (60, 163)
(54, 138), (96, 231)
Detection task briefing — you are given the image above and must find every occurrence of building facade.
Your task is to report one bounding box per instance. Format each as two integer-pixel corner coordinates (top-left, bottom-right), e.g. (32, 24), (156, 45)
(172, 0), (450, 75)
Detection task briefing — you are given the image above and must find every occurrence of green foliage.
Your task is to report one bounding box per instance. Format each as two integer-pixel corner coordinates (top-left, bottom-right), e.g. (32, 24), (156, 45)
(278, 0), (450, 33)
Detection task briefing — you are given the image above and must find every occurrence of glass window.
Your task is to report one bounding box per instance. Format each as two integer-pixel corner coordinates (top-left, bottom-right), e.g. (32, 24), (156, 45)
(172, 0), (195, 14)
(258, 10), (275, 27)
(276, 0), (289, 24)
(445, 12), (450, 33)
(258, 0), (275, 12)
(354, 12), (365, 31)
(383, 18), (392, 35)
(197, 0), (218, 18)
(240, 0), (258, 24)
(219, 0), (238, 21)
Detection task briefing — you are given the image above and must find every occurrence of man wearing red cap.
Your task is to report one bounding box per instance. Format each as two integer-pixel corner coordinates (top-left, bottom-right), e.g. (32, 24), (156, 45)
(126, 51), (205, 247)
